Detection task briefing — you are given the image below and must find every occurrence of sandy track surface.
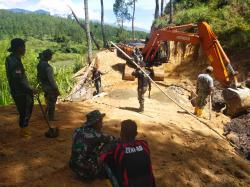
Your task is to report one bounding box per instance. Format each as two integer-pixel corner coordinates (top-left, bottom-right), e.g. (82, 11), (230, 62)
(0, 51), (249, 187)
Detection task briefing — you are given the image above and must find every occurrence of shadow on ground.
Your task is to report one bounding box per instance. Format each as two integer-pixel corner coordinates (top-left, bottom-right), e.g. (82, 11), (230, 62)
(0, 103), (249, 187)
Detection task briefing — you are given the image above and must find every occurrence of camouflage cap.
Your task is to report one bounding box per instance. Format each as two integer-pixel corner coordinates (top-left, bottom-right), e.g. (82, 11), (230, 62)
(85, 110), (105, 127)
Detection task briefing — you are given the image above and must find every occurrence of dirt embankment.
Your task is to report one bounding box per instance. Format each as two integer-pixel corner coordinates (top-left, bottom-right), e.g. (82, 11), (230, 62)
(0, 50), (250, 187)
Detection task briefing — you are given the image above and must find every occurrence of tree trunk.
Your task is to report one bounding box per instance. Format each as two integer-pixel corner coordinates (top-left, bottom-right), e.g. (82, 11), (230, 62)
(154, 0), (159, 19)
(69, 6), (100, 50)
(100, 0), (108, 48)
(132, 0), (136, 41)
(84, 0), (93, 64)
(160, 0), (164, 16)
(169, 0), (173, 24)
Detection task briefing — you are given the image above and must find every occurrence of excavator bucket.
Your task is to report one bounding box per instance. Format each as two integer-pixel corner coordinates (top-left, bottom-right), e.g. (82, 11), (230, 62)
(223, 87), (250, 116)
(123, 64), (135, 81)
(152, 65), (165, 81)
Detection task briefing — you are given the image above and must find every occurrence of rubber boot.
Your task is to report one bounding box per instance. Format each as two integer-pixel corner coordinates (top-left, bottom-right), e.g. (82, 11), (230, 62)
(20, 127), (31, 139)
(138, 103), (144, 112)
(194, 107), (198, 115)
(194, 107), (203, 117)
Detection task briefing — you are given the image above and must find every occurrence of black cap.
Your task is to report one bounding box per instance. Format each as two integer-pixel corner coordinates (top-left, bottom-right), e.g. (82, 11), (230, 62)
(42, 49), (53, 59)
(8, 38), (25, 52)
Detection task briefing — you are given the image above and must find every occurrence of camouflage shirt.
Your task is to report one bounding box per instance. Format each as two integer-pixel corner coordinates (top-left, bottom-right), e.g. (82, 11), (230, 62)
(69, 126), (115, 179)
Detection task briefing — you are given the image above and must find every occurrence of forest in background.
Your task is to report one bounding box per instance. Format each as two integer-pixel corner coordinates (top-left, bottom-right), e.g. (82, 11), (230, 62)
(0, 9), (147, 105)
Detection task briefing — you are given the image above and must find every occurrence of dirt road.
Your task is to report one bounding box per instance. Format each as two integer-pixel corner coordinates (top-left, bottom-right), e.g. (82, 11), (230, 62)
(0, 51), (249, 187)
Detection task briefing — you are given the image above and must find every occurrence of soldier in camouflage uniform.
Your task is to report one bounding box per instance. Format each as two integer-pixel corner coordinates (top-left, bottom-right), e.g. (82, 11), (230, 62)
(132, 62), (151, 112)
(132, 48), (143, 65)
(195, 66), (214, 116)
(69, 110), (116, 180)
(37, 49), (60, 121)
(5, 38), (36, 139)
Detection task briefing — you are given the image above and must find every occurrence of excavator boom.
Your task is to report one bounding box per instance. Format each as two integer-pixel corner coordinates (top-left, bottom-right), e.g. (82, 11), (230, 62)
(143, 22), (237, 87)
(119, 21), (250, 116)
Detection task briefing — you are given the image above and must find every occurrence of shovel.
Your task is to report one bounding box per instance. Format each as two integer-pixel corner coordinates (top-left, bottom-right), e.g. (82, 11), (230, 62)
(36, 95), (59, 138)
(209, 94), (212, 120)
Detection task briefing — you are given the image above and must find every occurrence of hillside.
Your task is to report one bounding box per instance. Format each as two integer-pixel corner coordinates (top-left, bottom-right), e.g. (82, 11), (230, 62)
(0, 9), (147, 43)
(155, 0), (250, 51)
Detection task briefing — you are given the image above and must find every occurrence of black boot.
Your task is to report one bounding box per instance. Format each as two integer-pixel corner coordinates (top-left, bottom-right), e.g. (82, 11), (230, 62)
(138, 103), (144, 112)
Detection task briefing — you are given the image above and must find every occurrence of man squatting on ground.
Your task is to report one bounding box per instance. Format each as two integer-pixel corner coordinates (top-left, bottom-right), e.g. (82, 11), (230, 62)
(92, 67), (104, 95)
(69, 110), (115, 180)
(99, 119), (156, 187)
(37, 49), (60, 121)
(194, 66), (214, 116)
(5, 38), (36, 139)
(132, 61), (151, 112)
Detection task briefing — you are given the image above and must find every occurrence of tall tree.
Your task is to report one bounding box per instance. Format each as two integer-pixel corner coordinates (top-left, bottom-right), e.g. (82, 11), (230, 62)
(68, 6), (100, 50)
(169, 0), (173, 24)
(154, 0), (159, 19)
(84, 0), (92, 64)
(113, 0), (131, 31)
(100, 0), (108, 48)
(127, 0), (137, 41)
(160, 0), (164, 16)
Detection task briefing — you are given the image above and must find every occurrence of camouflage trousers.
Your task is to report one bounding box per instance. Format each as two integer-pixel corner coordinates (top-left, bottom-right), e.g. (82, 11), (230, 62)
(69, 157), (106, 180)
(45, 92), (58, 120)
(196, 90), (209, 109)
(138, 88), (147, 106)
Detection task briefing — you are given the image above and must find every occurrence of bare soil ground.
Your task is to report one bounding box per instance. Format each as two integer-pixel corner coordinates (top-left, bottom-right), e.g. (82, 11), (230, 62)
(0, 50), (250, 187)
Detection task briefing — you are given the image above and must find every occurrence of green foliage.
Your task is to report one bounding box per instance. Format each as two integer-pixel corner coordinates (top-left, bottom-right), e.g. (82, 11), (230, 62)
(158, 0), (250, 50)
(113, 0), (132, 27)
(73, 61), (84, 74)
(0, 39), (74, 105)
(0, 10), (147, 44)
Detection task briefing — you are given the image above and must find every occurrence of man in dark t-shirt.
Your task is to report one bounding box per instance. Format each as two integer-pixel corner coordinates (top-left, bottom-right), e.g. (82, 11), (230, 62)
(37, 49), (60, 121)
(99, 120), (155, 187)
(92, 67), (104, 95)
(5, 38), (36, 139)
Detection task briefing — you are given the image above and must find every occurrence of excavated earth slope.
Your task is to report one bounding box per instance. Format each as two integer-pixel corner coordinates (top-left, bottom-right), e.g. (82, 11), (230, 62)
(0, 50), (250, 187)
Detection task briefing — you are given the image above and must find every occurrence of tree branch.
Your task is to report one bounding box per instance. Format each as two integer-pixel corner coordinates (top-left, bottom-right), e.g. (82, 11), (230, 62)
(68, 5), (100, 50)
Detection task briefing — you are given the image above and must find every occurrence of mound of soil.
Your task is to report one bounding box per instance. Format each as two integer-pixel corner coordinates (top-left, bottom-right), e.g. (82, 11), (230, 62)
(224, 113), (250, 160)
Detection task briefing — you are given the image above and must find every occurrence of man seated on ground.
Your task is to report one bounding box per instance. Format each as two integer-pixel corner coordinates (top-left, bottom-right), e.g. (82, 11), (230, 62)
(99, 119), (156, 187)
(69, 110), (115, 180)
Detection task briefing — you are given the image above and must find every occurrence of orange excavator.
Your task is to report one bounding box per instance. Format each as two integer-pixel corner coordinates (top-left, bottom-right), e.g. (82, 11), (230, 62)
(119, 22), (250, 116)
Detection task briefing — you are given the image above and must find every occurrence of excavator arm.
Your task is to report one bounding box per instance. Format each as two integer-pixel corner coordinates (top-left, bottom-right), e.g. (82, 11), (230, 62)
(142, 22), (237, 87)
(142, 21), (250, 116)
